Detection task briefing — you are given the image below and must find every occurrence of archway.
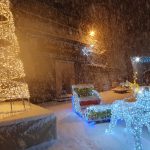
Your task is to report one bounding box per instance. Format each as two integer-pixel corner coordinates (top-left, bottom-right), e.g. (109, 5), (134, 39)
(142, 70), (150, 85)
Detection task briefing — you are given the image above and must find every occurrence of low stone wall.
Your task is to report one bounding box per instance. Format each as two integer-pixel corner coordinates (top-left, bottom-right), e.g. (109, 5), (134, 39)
(0, 113), (56, 150)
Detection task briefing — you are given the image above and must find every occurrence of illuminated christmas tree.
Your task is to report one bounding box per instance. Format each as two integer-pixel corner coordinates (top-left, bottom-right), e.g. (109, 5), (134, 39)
(0, 0), (30, 102)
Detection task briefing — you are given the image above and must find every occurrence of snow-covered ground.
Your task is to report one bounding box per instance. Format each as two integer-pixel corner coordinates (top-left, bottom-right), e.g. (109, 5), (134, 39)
(29, 91), (150, 150)
(0, 101), (31, 120)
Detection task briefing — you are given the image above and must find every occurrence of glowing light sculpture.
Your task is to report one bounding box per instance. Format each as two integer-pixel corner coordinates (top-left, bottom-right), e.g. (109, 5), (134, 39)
(72, 84), (101, 117)
(72, 84), (111, 122)
(106, 87), (150, 150)
(84, 104), (111, 122)
(0, 0), (30, 116)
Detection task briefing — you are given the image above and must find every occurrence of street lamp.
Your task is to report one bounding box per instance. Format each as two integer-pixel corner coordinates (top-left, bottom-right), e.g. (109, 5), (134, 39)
(89, 30), (95, 37)
(135, 57), (140, 63)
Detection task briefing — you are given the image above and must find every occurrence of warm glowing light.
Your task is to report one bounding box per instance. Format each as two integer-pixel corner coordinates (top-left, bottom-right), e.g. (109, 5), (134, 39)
(89, 30), (95, 37)
(90, 44), (94, 48)
(0, 0), (30, 100)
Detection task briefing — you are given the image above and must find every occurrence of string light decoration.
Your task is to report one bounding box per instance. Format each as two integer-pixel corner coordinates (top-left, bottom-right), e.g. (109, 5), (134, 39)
(131, 57), (140, 63)
(141, 57), (150, 63)
(129, 72), (140, 94)
(0, 0), (30, 114)
(82, 30), (99, 64)
(106, 87), (150, 150)
(82, 46), (93, 56)
(84, 105), (111, 122)
(131, 56), (150, 63)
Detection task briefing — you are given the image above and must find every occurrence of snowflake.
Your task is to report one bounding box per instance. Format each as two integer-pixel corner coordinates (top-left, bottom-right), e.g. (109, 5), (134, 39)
(82, 47), (93, 56)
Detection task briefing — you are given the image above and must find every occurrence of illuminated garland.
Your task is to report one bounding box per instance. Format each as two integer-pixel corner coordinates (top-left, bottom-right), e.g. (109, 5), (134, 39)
(106, 87), (150, 150)
(141, 57), (150, 63)
(128, 72), (140, 94)
(131, 57), (150, 63)
(84, 105), (111, 122)
(0, 0), (30, 100)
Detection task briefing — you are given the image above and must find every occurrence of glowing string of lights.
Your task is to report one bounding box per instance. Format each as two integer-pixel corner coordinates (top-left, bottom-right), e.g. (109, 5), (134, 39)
(106, 87), (150, 150)
(0, 0), (30, 101)
(132, 57), (150, 63)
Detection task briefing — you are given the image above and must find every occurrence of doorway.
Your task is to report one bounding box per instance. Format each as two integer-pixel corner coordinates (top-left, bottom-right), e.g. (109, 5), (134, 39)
(55, 60), (75, 97)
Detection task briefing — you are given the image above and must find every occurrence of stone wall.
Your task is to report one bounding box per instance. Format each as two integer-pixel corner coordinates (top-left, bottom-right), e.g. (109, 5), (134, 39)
(10, 0), (134, 102)
(0, 110), (56, 150)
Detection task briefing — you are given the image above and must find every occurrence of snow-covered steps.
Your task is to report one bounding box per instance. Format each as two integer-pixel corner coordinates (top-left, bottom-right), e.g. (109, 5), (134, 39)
(54, 94), (72, 102)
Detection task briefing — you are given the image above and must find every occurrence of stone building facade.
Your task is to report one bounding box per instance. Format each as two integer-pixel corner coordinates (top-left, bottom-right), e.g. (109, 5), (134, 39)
(10, 0), (135, 102)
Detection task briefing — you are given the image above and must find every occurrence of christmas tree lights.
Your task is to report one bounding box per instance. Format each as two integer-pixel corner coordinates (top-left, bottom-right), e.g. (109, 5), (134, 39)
(0, 0), (30, 102)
